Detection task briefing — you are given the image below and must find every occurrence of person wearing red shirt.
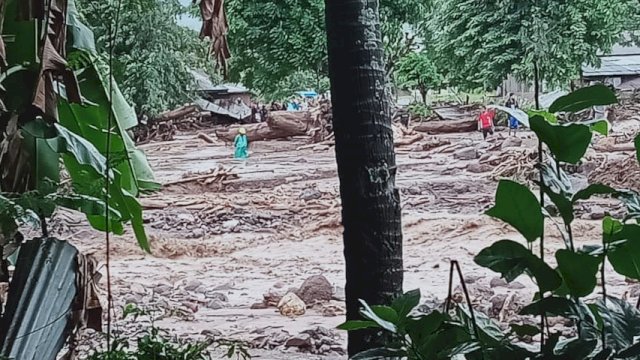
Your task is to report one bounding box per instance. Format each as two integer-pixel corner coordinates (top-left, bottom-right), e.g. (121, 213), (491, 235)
(478, 106), (496, 140)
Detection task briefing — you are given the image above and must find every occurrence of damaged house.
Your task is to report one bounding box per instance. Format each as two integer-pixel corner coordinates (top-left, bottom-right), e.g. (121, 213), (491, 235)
(582, 44), (640, 91)
(189, 70), (253, 123)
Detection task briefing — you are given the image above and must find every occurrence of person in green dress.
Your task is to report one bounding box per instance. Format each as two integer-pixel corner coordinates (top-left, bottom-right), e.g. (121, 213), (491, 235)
(234, 127), (249, 159)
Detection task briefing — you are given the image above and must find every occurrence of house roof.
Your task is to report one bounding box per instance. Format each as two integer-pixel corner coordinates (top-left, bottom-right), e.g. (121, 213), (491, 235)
(188, 69), (252, 94)
(582, 54), (640, 77)
(194, 98), (251, 120)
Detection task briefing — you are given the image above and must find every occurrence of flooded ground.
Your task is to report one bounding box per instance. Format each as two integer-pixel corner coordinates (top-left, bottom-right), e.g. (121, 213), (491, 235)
(56, 120), (640, 359)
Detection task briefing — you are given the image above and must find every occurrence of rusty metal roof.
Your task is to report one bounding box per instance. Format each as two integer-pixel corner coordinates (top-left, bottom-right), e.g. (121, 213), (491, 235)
(0, 238), (78, 360)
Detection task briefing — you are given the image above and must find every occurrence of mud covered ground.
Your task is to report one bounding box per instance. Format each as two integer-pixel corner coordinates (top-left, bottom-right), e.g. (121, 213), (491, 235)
(53, 119), (640, 359)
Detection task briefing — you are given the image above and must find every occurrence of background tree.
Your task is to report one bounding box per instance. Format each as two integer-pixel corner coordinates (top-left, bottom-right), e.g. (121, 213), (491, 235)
(225, 0), (428, 97)
(396, 51), (443, 103)
(77, 0), (219, 117)
(430, 0), (640, 90)
(325, 0), (403, 356)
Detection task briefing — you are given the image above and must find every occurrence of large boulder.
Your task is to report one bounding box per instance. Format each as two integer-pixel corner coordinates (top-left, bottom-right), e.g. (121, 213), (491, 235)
(296, 275), (333, 305)
(278, 293), (306, 317)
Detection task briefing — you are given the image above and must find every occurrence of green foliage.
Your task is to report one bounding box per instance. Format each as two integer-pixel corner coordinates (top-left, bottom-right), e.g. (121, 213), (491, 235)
(1, 0), (156, 250)
(486, 180), (543, 242)
(224, 0), (429, 96)
(396, 52), (443, 103)
(266, 70), (329, 102)
(343, 85), (640, 359)
(429, 0), (640, 90)
(77, 0), (218, 116)
(407, 103), (432, 118)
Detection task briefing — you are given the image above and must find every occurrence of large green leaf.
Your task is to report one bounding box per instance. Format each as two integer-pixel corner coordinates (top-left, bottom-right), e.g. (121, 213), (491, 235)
(474, 240), (561, 292)
(549, 84), (617, 113)
(406, 311), (445, 344)
(555, 249), (601, 297)
(572, 184), (617, 203)
(607, 225), (640, 280)
(352, 348), (407, 360)
(337, 320), (379, 331)
(596, 297), (640, 353)
(489, 105), (530, 127)
(52, 123), (108, 176)
(520, 297), (576, 317)
(530, 115), (592, 164)
(66, 0), (97, 55)
(359, 300), (397, 333)
(57, 62), (159, 197)
(391, 289), (420, 319)
(48, 193), (121, 219)
(635, 134), (640, 166)
(486, 180), (544, 242)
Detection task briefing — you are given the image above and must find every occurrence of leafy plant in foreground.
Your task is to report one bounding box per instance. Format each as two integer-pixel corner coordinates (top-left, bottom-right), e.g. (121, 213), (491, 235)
(341, 85), (640, 359)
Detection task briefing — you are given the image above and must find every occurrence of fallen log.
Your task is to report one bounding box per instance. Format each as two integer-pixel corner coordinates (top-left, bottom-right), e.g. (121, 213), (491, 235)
(155, 104), (199, 121)
(413, 118), (477, 134)
(215, 111), (313, 142)
(394, 133), (424, 147)
(197, 133), (216, 144)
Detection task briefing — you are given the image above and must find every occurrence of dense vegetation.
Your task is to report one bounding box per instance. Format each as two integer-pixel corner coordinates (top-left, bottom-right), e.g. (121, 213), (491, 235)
(77, 0), (220, 117)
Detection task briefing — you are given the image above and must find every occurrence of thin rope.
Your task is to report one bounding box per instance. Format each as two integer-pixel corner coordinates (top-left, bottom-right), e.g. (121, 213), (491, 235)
(105, 0), (123, 354)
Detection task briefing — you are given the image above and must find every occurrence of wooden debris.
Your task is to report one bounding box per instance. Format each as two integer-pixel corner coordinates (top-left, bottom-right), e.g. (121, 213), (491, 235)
(197, 133), (216, 144)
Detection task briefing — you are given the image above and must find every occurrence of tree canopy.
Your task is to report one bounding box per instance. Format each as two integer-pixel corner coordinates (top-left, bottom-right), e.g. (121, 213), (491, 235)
(77, 0), (219, 117)
(429, 0), (640, 90)
(224, 0), (430, 97)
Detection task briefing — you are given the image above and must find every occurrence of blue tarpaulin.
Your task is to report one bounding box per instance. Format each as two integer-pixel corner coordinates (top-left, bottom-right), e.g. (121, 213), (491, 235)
(296, 90), (318, 98)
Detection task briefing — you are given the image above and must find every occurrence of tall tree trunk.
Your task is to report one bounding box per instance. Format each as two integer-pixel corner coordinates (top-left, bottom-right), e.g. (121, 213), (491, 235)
(324, 0), (403, 356)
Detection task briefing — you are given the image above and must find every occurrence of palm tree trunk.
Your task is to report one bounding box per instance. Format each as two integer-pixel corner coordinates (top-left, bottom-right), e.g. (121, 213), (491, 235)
(324, 0), (403, 356)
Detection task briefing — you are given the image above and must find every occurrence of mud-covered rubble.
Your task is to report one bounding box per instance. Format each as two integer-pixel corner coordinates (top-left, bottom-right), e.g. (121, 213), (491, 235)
(251, 326), (345, 356)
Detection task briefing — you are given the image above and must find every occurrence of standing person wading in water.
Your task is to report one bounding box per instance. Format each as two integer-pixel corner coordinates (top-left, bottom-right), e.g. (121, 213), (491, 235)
(478, 106), (496, 140)
(234, 127), (249, 159)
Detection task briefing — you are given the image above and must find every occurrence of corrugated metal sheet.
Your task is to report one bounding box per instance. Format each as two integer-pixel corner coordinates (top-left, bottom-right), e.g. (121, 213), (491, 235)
(582, 55), (640, 77)
(195, 98), (251, 120)
(0, 238), (78, 360)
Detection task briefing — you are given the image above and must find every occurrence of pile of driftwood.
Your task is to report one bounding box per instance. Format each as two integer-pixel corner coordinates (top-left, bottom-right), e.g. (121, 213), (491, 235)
(134, 105), (202, 144)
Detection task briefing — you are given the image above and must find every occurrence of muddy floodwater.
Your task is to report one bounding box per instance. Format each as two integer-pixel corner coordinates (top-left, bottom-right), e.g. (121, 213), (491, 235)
(53, 120), (640, 359)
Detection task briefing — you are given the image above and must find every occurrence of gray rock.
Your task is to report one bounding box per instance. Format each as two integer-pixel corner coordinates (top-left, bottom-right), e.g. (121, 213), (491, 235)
(207, 292), (229, 302)
(453, 147), (479, 160)
(466, 163), (493, 173)
(207, 300), (225, 310)
(185, 280), (203, 292)
(296, 275), (333, 304)
(124, 294), (141, 305)
(507, 281), (526, 290)
(299, 187), (322, 201)
(176, 213), (196, 223)
(154, 284), (173, 295)
(222, 219), (240, 232)
(285, 334), (312, 348)
(191, 228), (205, 238)
(489, 277), (508, 288)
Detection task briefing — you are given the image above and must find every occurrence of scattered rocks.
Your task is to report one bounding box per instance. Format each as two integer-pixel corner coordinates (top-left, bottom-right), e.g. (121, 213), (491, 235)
(130, 283), (146, 295)
(453, 147), (479, 160)
(296, 275), (333, 305)
(278, 293), (306, 317)
(507, 281), (526, 290)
